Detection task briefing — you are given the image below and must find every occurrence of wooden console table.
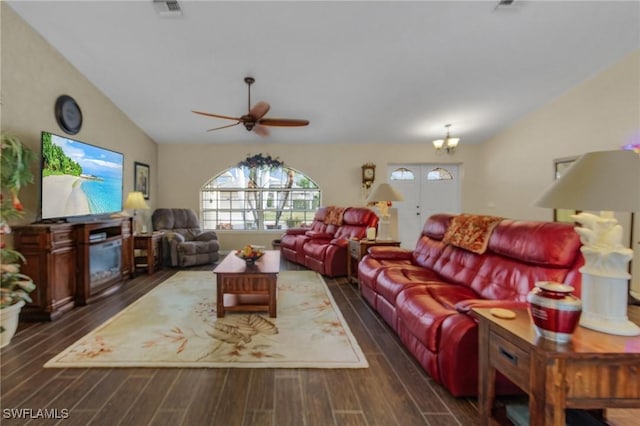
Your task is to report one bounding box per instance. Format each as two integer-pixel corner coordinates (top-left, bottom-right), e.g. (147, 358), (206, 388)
(213, 250), (280, 318)
(13, 218), (133, 320)
(475, 307), (640, 426)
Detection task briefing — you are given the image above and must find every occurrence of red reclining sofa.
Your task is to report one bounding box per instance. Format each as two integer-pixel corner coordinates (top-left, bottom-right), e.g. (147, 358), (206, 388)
(358, 213), (583, 397)
(281, 206), (379, 277)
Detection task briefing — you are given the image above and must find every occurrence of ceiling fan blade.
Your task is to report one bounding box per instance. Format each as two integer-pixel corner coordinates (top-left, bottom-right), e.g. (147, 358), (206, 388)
(258, 118), (310, 127)
(192, 110), (242, 121)
(249, 101), (270, 120)
(253, 124), (270, 137)
(206, 122), (241, 132)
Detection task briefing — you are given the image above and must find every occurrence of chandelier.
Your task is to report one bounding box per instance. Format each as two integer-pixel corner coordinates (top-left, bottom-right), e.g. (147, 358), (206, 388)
(433, 124), (459, 154)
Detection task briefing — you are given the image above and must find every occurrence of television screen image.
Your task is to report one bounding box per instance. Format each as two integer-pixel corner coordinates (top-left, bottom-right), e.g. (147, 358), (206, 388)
(41, 131), (124, 220)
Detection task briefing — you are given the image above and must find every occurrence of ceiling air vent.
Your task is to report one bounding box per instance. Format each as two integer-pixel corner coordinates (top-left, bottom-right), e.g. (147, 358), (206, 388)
(152, 0), (183, 17)
(494, 0), (522, 12)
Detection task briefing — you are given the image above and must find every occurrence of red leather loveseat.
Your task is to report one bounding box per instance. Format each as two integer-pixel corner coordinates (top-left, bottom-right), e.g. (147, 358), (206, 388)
(358, 213), (583, 397)
(281, 206), (378, 277)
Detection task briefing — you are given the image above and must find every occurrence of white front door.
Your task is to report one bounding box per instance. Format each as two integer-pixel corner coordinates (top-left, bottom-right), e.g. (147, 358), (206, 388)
(389, 164), (461, 249)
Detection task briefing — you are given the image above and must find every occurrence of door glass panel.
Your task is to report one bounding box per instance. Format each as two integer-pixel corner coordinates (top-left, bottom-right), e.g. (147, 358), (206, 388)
(390, 167), (415, 181)
(426, 167), (453, 181)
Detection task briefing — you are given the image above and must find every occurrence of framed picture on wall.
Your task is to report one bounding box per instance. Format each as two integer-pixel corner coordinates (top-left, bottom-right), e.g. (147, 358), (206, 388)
(134, 161), (150, 200)
(553, 156), (578, 223)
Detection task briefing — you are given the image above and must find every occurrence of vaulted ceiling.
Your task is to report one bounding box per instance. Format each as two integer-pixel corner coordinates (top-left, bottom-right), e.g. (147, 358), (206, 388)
(7, 1), (640, 145)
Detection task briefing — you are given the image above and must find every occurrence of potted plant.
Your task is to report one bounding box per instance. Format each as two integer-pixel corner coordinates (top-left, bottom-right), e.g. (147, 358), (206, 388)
(1, 133), (36, 348)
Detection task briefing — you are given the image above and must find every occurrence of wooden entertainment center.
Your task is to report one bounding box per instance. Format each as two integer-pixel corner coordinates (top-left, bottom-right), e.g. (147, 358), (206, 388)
(13, 217), (133, 321)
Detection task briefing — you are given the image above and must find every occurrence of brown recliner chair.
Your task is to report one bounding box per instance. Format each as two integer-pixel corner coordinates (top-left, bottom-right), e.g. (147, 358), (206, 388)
(151, 208), (220, 267)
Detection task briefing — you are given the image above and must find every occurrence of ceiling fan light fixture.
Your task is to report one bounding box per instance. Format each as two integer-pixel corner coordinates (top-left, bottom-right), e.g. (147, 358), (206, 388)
(193, 76), (309, 137)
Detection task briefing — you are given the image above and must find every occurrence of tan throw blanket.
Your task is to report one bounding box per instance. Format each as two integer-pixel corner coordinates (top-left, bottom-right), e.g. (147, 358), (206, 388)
(324, 206), (346, 226)
(443, 214), (503, 254)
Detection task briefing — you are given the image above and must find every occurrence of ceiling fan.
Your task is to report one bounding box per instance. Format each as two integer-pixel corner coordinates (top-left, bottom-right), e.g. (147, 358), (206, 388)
(192, 77), (310, 137)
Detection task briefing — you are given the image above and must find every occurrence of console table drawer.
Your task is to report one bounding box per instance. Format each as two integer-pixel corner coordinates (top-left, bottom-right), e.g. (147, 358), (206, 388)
(349, 242), (362, 258)
(489, 331), (530, 390)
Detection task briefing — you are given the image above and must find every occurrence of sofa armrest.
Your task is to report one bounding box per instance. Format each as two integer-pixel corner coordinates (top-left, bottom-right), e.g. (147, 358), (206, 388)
(194, 230), (218, 242)
(367, 246), (413, 260)
(455, 299), (529, 314)
(305, 230), (334, 240)
(164, 231), (186, 244)
(284, 227), (309, 236)
(330, 238), (349, 249)
(163, 232), (185, 267)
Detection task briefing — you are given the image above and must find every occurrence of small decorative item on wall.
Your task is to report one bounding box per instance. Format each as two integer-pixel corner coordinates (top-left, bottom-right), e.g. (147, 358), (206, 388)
(361, 162), (376, 198)
(553, 156), (577, 222)
(361, 163), (376, 188)
(237, 153), (284, 169)
(134, 162), (150, 200)
(54, 95), (83, 135)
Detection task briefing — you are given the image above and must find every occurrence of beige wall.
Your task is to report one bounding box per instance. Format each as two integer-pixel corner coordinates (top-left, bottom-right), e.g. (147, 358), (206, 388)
(469, 49), (640, 293)
(0, 4), (158, 228)
(469, 50), (640, 221)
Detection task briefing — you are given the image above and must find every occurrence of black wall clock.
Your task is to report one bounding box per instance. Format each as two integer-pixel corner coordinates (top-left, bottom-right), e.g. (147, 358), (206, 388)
(55, 95), (82, 135)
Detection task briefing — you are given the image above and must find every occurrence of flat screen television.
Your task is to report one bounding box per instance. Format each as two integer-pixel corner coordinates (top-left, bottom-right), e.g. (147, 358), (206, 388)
(40, 131), (124, 222)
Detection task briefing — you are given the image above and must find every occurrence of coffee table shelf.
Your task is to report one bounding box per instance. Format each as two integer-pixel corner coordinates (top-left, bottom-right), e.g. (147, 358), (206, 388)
(213, 250), (280, 317)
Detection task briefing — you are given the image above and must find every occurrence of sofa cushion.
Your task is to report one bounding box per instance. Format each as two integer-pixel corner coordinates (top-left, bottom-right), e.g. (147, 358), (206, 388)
(470, 252), (580, 301)
(423, 213), (454, 240)
(488, 219), (581, 268)
(376, 267), (440, 306)
(334, 224), (369, 240)
(153, 208), (203, 241)
(358, 255), (413, 296)
(412, 238), (448, 269)
(303, 239), (329, 259)
(179, 240), (219, 255)
(430, 244), (486, 287)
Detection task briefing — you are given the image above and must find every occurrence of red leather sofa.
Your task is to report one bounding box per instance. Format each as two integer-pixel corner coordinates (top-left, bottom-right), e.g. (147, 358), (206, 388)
(358, 213), (583, 397)
(281, 206), (378, 277)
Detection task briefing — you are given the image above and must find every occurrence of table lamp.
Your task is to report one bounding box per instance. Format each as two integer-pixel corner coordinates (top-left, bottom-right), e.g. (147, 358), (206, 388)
(367, 183), (404, 240)
(124, 191), (150, 234)
(535, 149), (640, 336)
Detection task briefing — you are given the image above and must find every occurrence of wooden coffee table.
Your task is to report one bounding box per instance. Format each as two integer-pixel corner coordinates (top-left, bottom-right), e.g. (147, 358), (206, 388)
(213, 250), (280, 317)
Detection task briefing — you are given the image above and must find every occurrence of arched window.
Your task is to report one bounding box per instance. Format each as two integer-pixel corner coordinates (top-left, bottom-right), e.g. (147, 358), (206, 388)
(200, 157), (321, 231)
(426, 167), (453, 181)
(390, 167), (415, 181)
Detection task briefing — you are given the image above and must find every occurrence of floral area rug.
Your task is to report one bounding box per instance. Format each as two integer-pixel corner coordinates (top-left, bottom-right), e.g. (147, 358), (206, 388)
(44, 271), (368, 369)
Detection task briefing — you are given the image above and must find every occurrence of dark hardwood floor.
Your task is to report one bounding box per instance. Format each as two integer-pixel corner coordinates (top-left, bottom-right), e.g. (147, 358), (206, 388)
(2, 258), (639, 425)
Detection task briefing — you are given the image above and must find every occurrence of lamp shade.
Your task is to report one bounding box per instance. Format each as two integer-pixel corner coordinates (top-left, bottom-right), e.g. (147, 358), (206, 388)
(535, 150), (640, 212)
(124, 191), (150, 210)
(366, 183), (404, 203)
